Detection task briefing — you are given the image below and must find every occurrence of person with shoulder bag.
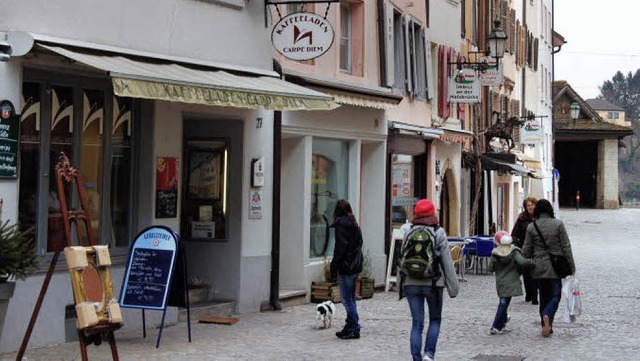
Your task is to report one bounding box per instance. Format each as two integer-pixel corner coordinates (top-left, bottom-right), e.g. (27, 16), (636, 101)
(330, 199), (363, 340)
(399, 199), (459, 361)
(522, 199), (576, 337)
(510, 196), (538, 304)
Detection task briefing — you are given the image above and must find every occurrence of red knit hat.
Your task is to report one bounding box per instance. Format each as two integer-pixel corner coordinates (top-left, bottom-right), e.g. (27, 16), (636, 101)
(414, 199), (435, 217)
(494, 230), (513, 245)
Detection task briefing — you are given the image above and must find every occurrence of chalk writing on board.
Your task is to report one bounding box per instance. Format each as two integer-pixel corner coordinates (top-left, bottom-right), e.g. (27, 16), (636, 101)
(156, 190), (177, 218)
(121, 248), (174, 308)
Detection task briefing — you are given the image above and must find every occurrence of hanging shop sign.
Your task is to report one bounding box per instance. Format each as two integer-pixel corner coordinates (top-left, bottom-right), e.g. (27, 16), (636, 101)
(478, 57), (504, 86)
(0, 100), (19, 178)
(448, 69), (481, 103)
(521, 119), (544, 144)
(271, 11), (334, 61)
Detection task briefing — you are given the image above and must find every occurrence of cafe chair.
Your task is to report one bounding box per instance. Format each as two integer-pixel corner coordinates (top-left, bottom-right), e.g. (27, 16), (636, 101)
(449, 245), (466, 281)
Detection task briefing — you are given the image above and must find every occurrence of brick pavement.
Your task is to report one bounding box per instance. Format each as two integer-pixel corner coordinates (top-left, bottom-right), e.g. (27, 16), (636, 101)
(3, 208), (639, 361)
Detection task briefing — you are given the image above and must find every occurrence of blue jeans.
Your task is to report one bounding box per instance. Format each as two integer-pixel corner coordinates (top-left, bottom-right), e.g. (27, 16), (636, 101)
(338, 274), (360, 333)
(538, 279), (562, 327)
(491, 297), (512, 330)
(405, 285), (443, 361)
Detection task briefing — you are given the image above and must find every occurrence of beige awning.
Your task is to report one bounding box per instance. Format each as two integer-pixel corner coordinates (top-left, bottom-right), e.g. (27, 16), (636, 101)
(39, 44), (338, 111)
(313, 88), (400, 110)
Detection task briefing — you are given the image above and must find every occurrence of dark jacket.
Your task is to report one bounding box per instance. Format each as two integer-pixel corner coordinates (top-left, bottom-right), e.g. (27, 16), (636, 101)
(511, 210), (534, 248)
(330, 216), (363, 279)
(522, 214), (576, 279)
(488, 245), (535, 297)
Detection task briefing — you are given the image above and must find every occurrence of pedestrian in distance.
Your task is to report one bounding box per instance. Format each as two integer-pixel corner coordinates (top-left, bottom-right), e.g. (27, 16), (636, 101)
(330, 199), (364, 340)
(399, 199), (459, 361)
(488, 230), (535, 335)
(510, 196), (539, 304)
(523, 199), (576, 337)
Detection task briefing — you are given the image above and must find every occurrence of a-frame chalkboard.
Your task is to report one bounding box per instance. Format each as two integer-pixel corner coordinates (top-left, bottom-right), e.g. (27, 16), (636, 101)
(120, 225), (191, 347)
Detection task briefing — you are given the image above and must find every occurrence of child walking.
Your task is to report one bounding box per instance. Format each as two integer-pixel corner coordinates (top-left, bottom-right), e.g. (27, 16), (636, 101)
(488, 230), (535, 335)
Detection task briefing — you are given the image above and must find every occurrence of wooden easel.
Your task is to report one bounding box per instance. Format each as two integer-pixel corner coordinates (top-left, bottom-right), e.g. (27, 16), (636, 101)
(17, 152), (121, 361)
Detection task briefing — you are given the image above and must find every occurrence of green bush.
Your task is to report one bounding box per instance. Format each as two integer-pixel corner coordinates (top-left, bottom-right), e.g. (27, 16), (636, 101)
(0, 220), (39, 281)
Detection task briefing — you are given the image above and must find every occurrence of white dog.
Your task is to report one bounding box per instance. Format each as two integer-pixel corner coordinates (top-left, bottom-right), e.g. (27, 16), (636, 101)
(315, 300), (336, 329)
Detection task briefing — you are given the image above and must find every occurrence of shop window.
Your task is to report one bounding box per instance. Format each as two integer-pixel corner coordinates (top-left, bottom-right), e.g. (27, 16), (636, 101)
(310, 139), (349, 259)
(183, 140), (228, 240)
(18, 79), (137, 254)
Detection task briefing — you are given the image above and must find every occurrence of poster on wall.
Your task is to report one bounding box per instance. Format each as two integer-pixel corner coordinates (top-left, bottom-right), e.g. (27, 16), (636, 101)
(156, 157), (179, 218)
(249, 188), (263, 220)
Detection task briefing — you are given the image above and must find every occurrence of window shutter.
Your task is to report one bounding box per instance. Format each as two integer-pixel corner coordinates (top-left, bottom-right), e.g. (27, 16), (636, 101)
(509, 9), (516, 54)
(404, 15), (413, 94)
(424, 30), (435, 100)
(533, 37), (539, 71)
(383, 1), (395, 87)
(457, 53), (465, 120)
(437, 45), (449, 118)
(416, 28), (427, 100)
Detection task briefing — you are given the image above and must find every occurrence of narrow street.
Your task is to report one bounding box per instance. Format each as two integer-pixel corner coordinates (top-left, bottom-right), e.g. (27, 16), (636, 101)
(4, 208), (639, 361)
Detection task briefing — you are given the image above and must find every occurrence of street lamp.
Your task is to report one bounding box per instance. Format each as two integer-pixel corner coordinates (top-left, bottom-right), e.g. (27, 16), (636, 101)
(449, 18), (508, 73)
(487, 18), (508, 61)
(570, 101), (580, 120)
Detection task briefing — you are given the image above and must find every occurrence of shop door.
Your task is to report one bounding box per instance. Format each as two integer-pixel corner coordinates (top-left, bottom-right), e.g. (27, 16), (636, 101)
(497, 183), (509, 232)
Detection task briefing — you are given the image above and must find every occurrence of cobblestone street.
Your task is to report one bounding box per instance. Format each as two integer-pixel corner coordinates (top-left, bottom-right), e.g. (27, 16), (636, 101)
(3, 208), (639, 361)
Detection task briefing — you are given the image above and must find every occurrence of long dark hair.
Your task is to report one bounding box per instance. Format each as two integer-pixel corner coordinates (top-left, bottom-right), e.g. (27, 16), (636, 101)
(333, 199), (356, 224)
(533, 199), (555, 219)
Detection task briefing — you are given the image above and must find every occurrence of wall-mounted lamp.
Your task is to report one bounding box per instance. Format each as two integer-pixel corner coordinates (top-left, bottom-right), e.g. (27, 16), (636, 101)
(570, 101), (580, 120)
(448, 18), (508, 74)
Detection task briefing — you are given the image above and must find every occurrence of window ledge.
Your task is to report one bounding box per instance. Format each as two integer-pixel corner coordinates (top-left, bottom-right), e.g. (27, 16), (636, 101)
(198, 0), (245, 10)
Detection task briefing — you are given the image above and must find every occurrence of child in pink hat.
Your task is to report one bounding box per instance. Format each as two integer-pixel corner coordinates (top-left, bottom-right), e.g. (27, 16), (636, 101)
(488, 230), (535, 334)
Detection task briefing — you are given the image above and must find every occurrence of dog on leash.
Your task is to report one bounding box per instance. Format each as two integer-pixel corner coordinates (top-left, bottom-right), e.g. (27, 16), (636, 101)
(316, 300), (336, 329)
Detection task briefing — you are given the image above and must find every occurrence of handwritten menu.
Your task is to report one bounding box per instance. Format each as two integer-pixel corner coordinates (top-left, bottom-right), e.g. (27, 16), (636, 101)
(0, 101), (19, 178)
(120, 226), (178, 310)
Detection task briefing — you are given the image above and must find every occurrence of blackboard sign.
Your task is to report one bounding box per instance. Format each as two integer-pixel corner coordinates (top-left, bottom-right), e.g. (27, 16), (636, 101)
(120, 226), (178, 310)
(0, 100), (19, 178)
(155, 190), (177, 218)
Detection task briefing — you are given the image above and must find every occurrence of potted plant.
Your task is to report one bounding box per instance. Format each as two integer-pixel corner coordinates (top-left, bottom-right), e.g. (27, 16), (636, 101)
(359, 249), (375, 299)
(0, 220), (39, 341)
(310, 257), (340, 303)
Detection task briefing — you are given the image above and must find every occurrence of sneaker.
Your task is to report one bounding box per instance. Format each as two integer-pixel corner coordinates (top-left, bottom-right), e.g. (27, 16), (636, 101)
(337, 331), (360, 340)
(532, 300), (539, 305)
(505, 315), (511, 324)
(490, 328), (501, 335)
(542, 315), (551, 337)
(423, 356), (434, 361)
(335, 330), (346, 338)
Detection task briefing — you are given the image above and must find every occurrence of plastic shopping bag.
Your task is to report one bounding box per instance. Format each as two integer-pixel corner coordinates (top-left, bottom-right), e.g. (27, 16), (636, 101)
(562, 275), (582, 323)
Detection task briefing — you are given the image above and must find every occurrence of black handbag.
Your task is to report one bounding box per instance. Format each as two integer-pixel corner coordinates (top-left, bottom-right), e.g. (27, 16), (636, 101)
(533, 222), (572, 278)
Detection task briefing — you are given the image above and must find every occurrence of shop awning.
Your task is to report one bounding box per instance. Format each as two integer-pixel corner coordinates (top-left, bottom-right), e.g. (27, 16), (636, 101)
(39, 44), (338, 111)
(481, 155), (535, 177)
(311, 88), (400, 110)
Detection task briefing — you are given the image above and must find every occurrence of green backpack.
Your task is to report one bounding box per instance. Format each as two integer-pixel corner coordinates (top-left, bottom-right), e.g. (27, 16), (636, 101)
(400, 225), (441, 280)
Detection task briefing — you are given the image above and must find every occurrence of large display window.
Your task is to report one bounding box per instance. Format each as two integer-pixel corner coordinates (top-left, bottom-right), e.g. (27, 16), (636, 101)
(309, 139), (349, 258)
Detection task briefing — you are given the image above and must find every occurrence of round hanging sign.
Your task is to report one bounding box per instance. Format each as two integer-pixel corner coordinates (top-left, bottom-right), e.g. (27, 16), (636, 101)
(271, 12), (334, 61)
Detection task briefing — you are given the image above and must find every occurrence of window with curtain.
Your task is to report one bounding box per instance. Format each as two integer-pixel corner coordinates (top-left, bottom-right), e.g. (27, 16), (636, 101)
(339, 3), (352, 73)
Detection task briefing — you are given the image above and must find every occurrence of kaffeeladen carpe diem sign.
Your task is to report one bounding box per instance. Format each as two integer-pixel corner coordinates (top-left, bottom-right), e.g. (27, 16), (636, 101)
(271, 12), (334, 61)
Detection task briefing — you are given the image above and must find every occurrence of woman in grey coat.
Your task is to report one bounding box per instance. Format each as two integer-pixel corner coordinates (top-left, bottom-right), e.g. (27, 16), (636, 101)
(523, 199), (576, 337)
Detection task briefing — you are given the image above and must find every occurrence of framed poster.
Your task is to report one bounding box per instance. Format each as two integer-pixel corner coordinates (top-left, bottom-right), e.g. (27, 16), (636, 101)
(188, 150), (221, 200)
(156, 157), (178, 218)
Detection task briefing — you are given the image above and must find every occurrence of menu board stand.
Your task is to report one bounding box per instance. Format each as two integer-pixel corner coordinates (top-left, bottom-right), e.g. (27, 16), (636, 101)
(119, 225), (191, 348)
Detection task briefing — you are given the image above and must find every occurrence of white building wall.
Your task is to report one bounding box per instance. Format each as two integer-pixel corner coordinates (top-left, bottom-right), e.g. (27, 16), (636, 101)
(4, 0), (273, 72)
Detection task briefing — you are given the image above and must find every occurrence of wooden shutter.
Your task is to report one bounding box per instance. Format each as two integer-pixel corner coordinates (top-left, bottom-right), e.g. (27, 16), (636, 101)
(424, 30), (435, 100)
(509, 9), (516, 54)
(533, 38), (539, 71)
(404, 15), (413, 94)
(383, 1), (395, 87)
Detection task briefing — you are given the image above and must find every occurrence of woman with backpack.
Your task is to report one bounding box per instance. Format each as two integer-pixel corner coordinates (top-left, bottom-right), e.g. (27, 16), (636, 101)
(330, 199), (363, 340)
(400, 199), (459, 361)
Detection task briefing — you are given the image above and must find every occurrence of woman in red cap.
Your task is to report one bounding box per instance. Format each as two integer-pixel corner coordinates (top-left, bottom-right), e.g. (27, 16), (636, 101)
(400, 199), (459, 361)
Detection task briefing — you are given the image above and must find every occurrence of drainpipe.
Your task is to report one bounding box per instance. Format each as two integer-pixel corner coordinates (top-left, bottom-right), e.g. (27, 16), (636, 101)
(270, 60), (283, 311)
(521, 2), (527, 117)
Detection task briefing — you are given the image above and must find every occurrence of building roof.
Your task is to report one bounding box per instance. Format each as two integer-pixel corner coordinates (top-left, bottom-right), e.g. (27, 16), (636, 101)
(585, 98), (625, 111)
(552, 81), (634, 140)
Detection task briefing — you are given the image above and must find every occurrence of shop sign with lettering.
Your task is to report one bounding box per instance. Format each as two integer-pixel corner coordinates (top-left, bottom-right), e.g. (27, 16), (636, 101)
(448, 69), (481, 103)
(521, 119), (544, 144)
(0, 100), (19, 178)
(271, 12), (334, 61)
(478, 57), (504, 86)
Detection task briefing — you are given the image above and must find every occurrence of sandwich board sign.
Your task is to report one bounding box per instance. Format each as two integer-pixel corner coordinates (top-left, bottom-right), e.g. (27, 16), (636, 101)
(120, 225), (191, 347)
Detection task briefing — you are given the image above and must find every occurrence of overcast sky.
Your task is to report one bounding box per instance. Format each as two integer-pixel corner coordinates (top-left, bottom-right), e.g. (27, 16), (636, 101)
(554, 0), (640, 100)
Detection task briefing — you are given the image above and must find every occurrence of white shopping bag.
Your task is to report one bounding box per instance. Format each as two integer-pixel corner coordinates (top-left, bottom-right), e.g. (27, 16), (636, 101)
(562, 275), (582, 323)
